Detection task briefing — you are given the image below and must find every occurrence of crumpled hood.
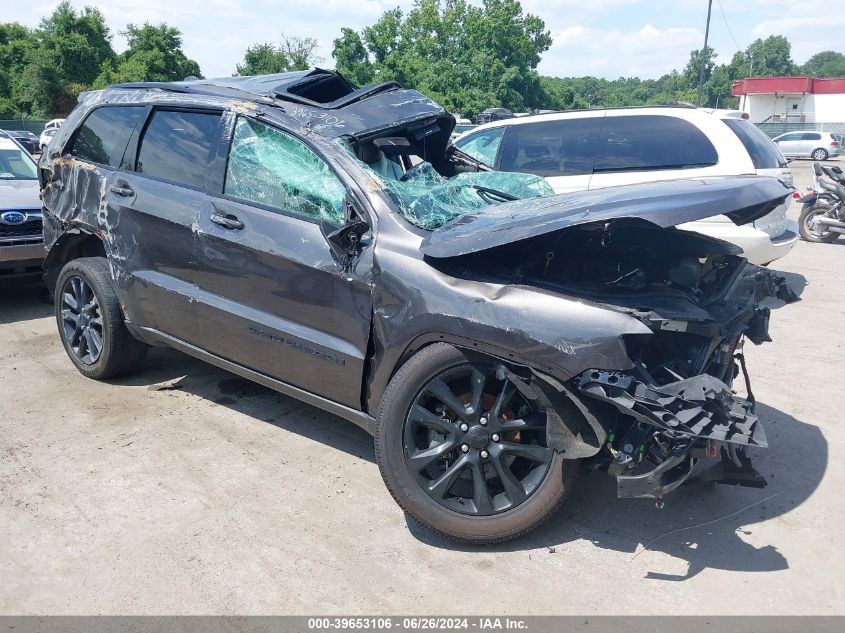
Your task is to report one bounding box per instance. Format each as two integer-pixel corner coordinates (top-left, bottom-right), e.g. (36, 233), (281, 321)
(421, 176), (791, 258)
(0, 179), (41, 210)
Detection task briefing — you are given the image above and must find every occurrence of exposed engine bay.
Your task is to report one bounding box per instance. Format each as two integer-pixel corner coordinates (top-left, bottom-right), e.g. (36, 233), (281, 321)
(431, 215), (798, 499)
(345, 111), (797, 502)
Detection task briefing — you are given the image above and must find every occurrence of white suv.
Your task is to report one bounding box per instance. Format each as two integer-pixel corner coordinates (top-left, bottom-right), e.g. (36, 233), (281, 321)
(452, 107), (797, 265)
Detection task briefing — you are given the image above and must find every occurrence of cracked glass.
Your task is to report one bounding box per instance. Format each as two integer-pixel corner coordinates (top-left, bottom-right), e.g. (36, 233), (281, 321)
(226, 117), (346, 224)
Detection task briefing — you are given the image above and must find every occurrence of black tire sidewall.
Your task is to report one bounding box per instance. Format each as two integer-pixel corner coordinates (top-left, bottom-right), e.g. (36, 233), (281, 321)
(55, 258), (119, 379)
(375, 343), (577, 543)
(799, 203), (839, 243)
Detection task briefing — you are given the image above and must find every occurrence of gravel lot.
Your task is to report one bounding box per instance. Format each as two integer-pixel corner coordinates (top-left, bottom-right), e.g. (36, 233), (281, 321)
(0, 159), (842, 615)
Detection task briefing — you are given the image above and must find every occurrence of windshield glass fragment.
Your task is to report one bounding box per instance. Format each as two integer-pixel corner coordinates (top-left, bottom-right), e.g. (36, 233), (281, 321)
(341, 139), (554, 230)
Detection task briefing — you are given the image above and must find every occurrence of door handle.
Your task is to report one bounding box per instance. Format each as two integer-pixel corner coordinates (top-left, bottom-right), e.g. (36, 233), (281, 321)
(210, 213), (245, 230)
(109, 184), (134, 197)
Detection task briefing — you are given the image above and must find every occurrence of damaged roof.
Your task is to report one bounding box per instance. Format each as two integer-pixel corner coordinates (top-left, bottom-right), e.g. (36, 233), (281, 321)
(111, 68), (455, 146)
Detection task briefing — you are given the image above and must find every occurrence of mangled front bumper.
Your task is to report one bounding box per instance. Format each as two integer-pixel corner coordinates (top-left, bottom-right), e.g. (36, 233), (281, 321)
(572, 369), (767, 499)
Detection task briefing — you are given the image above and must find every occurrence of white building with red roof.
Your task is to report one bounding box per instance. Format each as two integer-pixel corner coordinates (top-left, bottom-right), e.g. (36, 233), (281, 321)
(732, 76), (845, 125)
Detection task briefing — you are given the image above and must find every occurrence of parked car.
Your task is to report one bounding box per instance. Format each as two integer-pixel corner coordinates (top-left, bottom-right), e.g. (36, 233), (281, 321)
(3, 130), (39, 154)
(40, 70), (796, 543)
(477, 107), (514, 124)
(0, 134), (43, 281)
(450, 122), (476, 143)
(772, 130), (840, 161)
(452, 107), (797, 265)
(39, 128), (58, 152)
(43, 118), (65, 131)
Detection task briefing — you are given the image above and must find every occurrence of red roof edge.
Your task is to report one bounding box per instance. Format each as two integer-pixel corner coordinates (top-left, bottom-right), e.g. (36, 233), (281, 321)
(733, 76), (845, 96)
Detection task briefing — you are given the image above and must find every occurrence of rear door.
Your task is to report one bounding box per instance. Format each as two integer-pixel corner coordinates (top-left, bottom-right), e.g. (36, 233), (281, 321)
(42, 104), (145, 270)
(588, 114), (719, 190)
(496, 116), (604, 193)
(112, 107), (224, 344)
(190, 115), (373, 408)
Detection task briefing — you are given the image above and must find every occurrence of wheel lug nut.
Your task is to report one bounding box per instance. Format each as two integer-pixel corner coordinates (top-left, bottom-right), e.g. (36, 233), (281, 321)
(461, 444), (469, 453)
(480, 450), (489, 459)
(492, 434), (500, 442)
(459, 423), (469, 432)
(479, 416), (488, 426)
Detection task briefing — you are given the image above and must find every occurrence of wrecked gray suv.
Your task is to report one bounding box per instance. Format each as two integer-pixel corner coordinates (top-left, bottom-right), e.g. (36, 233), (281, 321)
(40, 70), (797, 543)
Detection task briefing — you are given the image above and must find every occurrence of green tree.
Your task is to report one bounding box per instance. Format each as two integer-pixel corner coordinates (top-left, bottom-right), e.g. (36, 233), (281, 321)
(38, 1), (114, 86)
(746, 35), (797, 76)
(332, 28), (373, 85)
(280, 34), (321, 71)
(0, 22), (35, 116)
(332, 0), (551, 117)
(2, 2), (115, 115)
(801, 51), (845, 77)
(95, 23), (202, 87)
(683, 46), (716, 87)
(235, 33), (321, 76)
(236, 43), (288, 75)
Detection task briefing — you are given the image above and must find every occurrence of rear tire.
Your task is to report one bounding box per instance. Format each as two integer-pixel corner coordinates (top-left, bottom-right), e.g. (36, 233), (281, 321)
(799, 203), (839, 243)
(811, 148), (829, 161)
(55, 257), (148, 379)
(375, 343), (578, 544)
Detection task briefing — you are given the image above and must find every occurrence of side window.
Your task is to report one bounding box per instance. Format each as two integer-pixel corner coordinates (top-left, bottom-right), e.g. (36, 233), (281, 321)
(498, 118), (603, 177)
(136, 110), (221, 189)
(454, 127), (505, 166)
(593, 115), (718, 172)
(779, 133), (802, 141)
(70, 106), (144, 167)
(224, 117), (346, 224)
(802, 133), (822, 141)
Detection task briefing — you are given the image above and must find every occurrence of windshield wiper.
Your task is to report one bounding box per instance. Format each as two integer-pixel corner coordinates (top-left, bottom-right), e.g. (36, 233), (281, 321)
(470, 184), (519, 203)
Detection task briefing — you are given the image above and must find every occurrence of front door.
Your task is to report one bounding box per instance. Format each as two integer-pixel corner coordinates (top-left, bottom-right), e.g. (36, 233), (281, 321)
(192, 115), (373, 409)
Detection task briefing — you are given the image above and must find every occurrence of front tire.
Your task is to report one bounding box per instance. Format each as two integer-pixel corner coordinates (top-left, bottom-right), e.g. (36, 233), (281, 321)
(375, 343), (578, 544)
(799, 203), (839, 243)
(811, 148), (829, 161)
(55, 257), (148, 379)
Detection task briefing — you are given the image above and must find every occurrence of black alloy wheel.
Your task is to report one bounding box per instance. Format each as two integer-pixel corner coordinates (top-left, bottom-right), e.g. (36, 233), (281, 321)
(375, 343), (578, 543)
(60, 275), (104, 365)
(54, 257), (148, 379)
(403, 364), (554, 516)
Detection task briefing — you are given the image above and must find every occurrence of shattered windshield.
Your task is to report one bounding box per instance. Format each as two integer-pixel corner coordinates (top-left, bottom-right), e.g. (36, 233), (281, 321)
(342, 141), (554, 230)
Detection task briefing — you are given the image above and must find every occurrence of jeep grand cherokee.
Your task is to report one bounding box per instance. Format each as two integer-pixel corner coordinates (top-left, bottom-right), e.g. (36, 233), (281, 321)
(39, 70), (796, 543)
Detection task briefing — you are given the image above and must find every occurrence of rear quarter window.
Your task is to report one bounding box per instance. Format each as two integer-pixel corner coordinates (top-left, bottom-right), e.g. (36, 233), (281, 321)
(69, 106), (145, 167)
(722, 119), (786, 169)
(593, 115), (718, 172)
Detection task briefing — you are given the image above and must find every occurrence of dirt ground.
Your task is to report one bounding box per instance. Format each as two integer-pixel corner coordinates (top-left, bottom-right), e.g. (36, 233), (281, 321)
(0, 159), (842, 615)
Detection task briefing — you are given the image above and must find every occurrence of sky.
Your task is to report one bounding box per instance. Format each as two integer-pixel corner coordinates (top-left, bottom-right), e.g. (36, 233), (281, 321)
(7, 0), (845, 80)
